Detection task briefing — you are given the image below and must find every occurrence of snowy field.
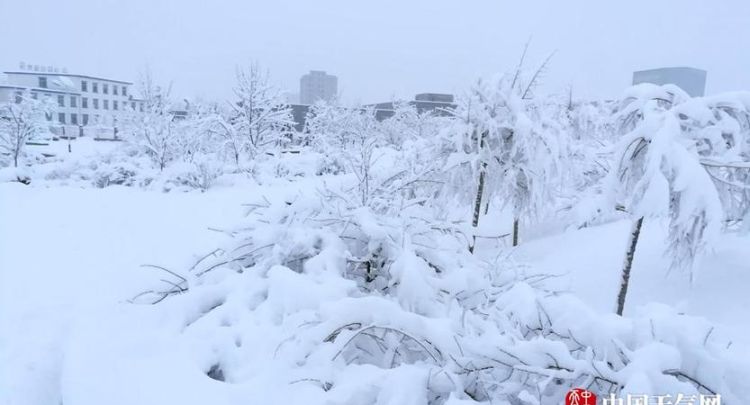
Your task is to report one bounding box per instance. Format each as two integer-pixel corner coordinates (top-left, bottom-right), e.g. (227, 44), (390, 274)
(1, 140), (749, 404)
(0, 183), (246, 403)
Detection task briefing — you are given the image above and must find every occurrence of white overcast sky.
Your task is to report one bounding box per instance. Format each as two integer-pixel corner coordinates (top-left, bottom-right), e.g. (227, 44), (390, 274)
(1, 0), (748, 103)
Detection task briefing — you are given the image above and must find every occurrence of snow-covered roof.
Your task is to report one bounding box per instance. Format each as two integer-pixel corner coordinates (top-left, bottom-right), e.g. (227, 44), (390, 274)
(51, 75), (76, 90)
(3, 71), (133, 85)
(0, 84), (81, 95)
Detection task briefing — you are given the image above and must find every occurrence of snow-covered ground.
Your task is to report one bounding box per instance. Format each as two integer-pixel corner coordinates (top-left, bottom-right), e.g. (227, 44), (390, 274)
(0, 183), (249, 404)
(514, 220), (750, 348)
(2, 178), (748, 404)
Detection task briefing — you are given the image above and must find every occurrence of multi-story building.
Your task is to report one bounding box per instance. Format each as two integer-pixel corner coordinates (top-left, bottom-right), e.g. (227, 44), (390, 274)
(632, 67), (707, 97)
(299, 70), (337, 105)
(0, 63), (144, 138)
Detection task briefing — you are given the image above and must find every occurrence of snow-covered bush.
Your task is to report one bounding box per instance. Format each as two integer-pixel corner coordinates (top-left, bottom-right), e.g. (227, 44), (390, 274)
(130, 173), (748, 404)
(92, 162), (141, 188)
(159, 156), (225, 192)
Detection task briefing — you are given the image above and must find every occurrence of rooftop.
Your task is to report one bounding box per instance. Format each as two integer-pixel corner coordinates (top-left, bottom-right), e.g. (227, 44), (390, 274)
(3, 71), (133, 85)
(0, 84), (81, 95)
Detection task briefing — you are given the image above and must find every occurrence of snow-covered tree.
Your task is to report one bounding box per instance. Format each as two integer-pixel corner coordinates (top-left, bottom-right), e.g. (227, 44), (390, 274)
(171, 101), (209, 163)
(305, 99), (363, 151)
(379, 101), (444, 147)
(674, 93), (750, 226)
(380, 100), (416, 146)
(121, 72), (182, 171)
(188, 99), (244, 168)
(605, 84), (725, 315)
(446, 65), (564, 252)
(229, 64), (293, 158)
(0, 90), (55, 167)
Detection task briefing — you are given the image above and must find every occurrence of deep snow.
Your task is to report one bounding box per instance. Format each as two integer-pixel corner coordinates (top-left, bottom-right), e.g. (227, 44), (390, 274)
(1, 181), (748, 404)
(0, 184), (247, 404)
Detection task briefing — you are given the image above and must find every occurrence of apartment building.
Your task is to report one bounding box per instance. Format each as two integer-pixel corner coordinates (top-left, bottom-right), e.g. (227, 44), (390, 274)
(300, 70), (337, 105)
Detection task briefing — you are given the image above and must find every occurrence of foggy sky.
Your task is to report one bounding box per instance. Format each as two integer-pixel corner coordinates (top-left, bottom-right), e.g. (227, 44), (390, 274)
(1, 0), (748, 104)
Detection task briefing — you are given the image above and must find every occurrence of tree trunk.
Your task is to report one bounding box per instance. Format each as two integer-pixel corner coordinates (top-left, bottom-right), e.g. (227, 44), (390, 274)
(468, 168), (486, 254)
(512, 218), (519, 247)
(616, 217), (644, 316)
(468, 130), (489, 254)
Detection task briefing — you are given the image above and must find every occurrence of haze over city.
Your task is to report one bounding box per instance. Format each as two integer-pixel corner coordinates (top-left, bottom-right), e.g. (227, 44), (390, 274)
(2, 0), (749, 103)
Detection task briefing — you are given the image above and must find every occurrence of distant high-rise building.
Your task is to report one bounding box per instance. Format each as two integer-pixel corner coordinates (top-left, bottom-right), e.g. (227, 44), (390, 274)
(632, 67), (707, 97)
(300, 70), (337, 105)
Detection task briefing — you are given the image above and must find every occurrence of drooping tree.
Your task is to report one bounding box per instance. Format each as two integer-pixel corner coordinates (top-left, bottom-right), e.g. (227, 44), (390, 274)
(606, 84), (725, 315)
(446, 62), (564, 252)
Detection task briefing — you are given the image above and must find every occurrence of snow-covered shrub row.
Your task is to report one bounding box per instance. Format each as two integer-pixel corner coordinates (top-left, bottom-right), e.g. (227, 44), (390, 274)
(128, 173), (748, 404)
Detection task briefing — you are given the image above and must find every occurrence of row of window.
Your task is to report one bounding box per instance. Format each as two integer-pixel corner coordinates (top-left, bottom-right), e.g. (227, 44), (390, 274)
(55, 95), (143, 111)
(57, 112), (90, 125)
(34, 77), (128, 96)
(17, 91), (143, 112)
(80, 80), (127, 96)
(56, 113), (118, 126)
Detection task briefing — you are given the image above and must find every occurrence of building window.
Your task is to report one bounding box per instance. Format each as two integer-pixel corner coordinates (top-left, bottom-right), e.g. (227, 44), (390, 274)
(113, 86), (118, 95)
(70, 96), (77, 108)
(113, 100), (118, 110)
(82, 97), (88, 108)
(58, 95), (65, 107)
(122, 86), (127, 96)
(131, 101), (136, 109)
(103, 84), (108, 94)
(93, 82), (98, 93)
(71, 113), (78, 125)
(82, 114), (89, 125)
(93, 99), (99, 109)
(14, 92), (22, 103)
(39, 77), (48, 88)
(58, 113), (66, 124)
(81, 81), (88, 92)
(139, 102), (144, 112)
(103, 100), (109, 110)
(31, 92), (38, 100)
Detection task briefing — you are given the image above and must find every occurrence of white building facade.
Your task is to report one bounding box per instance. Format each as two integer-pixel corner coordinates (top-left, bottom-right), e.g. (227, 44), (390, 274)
(299, 70), (337, 105)
(0, 64), (143, 138)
